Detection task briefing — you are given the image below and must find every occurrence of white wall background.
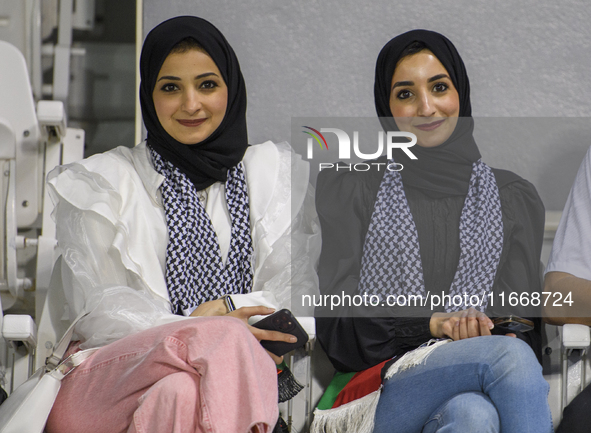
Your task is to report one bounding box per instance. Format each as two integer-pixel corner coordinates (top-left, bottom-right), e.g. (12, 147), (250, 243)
(143, 0), (591, 210)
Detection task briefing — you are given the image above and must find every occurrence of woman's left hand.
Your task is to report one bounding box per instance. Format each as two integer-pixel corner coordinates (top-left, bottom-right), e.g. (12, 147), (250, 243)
(430, 308), (495, 340)
(430, 308), (518, 340)
(189, 299), (228, 317)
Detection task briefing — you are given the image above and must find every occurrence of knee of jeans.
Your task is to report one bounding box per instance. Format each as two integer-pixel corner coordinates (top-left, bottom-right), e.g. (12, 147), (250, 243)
(207, 316), (255, 341)
(181, 315), (257, 349)
(487, 337), (547, 389)
(425, 392), (500, 433)
(489, 337), (539, 370)
(216, 316), (269, 350)
(190, 315), (247, 333)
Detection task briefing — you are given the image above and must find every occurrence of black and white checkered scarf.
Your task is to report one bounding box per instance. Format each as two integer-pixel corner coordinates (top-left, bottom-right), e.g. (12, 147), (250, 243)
(150, 147), (254, 314)
(358, 159), (503, 312)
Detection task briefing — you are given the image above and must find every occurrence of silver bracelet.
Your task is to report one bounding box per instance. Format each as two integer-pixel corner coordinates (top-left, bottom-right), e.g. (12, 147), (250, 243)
(221, 294), (236, 313)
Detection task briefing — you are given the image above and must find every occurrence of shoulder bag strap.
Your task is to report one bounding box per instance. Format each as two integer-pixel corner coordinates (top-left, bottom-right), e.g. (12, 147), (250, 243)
(45, 310), (90, 371)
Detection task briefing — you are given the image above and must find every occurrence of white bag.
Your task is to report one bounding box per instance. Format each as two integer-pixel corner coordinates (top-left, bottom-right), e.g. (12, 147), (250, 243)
(0, 314), (97, 433)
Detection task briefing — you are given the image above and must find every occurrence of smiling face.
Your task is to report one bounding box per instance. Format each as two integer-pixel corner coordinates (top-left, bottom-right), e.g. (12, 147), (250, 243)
(152, 48), (228, 145)
(389, 49), (460, 148)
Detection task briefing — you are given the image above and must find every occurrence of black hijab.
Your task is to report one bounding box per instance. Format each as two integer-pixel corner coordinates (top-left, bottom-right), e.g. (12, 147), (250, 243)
(140, 16), (248, 190)
(374, 30), (480, 197)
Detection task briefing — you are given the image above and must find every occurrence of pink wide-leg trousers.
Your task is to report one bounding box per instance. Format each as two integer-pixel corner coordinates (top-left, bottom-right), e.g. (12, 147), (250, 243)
(46, 316), (278, 433)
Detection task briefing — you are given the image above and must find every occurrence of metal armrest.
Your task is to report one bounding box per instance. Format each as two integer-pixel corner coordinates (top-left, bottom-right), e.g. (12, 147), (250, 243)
(283, 316), (316, 432)
(2, 314), (37, 352)
(297, 316), (316, 350)
(2, 314), (38, 393)
(37, 100), (67, 139)
(561, 324), (591, 414)
(562, 324), (591, 351)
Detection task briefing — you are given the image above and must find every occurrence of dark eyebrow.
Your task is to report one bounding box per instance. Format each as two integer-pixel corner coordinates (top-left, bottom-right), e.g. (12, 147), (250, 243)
(392, 80), (413, 90)
(428, 74), (450, 83)
(156, 72), (219, 82)
(157, 75), (180, 82)
(195, 72), (219, 80)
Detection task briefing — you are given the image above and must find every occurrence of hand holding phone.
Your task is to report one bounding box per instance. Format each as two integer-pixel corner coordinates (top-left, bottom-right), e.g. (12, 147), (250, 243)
(491, 315), (534, 335)
(252, 309), (309, 357)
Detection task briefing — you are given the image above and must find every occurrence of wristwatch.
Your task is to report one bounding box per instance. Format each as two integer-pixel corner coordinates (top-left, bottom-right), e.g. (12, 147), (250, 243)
(221, 294), (236, 313)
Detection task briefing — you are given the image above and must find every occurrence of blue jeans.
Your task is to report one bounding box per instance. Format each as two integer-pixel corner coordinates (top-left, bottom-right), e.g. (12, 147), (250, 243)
(373, 336), (553, 433)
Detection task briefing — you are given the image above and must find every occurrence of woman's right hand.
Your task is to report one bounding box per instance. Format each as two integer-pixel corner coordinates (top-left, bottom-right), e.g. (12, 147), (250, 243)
(226, 306), (298, 364)
(430, 308), (495, 340)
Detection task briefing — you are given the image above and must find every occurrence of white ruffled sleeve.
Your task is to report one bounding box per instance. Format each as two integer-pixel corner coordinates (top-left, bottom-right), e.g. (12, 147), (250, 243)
(47, 155), (184, 349)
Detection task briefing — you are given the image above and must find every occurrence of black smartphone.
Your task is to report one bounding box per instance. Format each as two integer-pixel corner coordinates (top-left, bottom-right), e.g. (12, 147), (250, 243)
(252, 309), (309, 356)
(492, 315), (534, 334)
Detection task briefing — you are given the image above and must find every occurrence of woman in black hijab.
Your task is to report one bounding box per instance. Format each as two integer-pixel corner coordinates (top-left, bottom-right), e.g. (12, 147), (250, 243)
(45, 16), (318, 433)
(139, 15), (248, 190)
(313, 30), (552, 433)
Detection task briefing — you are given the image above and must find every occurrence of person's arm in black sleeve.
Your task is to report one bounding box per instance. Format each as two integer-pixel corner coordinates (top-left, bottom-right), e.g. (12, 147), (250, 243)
(490, 174), (546, 363)
(314, 165), (432, 372)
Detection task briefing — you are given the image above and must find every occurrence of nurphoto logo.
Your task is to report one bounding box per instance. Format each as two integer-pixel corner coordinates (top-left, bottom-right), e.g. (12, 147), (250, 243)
(302, 126), (418, 172)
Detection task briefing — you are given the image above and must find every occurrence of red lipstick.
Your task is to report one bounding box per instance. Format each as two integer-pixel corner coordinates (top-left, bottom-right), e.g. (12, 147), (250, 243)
(415, 119), (445, 131)
(177, 118), (206, 127)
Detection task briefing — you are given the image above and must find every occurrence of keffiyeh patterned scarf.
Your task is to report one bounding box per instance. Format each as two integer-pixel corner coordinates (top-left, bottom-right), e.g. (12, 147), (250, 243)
(358, 159), (503, 312)
(150, 147), (254, 314)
